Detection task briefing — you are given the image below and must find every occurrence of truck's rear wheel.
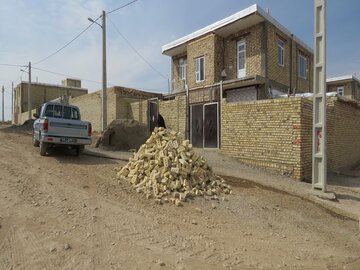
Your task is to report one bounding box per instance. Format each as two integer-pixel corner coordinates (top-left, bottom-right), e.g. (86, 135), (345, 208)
(40, 142), (48, 156)
(75, 145), (84, 156)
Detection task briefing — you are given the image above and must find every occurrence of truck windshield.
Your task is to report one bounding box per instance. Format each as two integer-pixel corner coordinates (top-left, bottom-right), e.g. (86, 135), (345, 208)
(44, 105), (80, 120)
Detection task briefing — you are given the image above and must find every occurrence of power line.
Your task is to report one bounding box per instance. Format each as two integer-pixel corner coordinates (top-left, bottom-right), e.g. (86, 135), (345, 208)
(32, 15), (102, 66)
(0, 63), (26, 67)
(107, 0), (139, 15)
(107, 16), (168, 80)
(32, 66), (167, 93)
(32, 67), (104, 85)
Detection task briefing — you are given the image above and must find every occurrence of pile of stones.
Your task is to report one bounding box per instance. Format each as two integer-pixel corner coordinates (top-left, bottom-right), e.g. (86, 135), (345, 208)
(117, 127), (231, 206)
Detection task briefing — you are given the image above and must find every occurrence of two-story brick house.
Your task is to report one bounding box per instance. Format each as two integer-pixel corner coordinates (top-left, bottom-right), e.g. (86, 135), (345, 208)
(162, 4), (313, 148)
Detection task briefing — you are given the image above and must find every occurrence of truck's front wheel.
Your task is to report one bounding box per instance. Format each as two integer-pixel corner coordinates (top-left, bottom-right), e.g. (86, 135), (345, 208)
(40, 142), (48, 156)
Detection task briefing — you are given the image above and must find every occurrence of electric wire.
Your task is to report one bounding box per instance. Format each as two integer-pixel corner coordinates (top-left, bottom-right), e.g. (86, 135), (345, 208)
(0, 63), (27, 67)
(107, 16), (168, 80)
(32, 15), (101, 66)
(106, 0), (139, 15)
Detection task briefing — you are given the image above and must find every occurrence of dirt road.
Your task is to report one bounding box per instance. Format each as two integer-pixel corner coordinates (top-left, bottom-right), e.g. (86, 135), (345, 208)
(0, 129), (359, 269)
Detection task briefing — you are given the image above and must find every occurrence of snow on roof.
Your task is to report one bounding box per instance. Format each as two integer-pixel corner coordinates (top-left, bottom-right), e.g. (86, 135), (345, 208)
(326, 75), (360, 84)
(162, 4), (312, 55)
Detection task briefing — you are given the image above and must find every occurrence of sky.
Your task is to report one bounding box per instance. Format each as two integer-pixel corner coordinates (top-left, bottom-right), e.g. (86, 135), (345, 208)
(1, 0), (360, 121)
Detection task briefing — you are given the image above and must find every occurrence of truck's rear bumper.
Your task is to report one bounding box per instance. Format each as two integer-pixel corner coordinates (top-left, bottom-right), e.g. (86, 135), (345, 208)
(41, 134), (91, 145)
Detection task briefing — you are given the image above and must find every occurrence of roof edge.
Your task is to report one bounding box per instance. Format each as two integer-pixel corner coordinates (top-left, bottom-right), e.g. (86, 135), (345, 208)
(162, 4), (313, 55)
(327, 75), (360, 84)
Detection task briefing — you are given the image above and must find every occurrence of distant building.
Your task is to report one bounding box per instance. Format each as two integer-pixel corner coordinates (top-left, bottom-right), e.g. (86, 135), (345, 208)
(326, 75), (360, 100)
(13, 78), (88, 124)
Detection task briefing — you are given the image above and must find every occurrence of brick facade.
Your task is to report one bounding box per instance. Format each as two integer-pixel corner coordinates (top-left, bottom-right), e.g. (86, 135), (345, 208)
(187, 34), (217, 88)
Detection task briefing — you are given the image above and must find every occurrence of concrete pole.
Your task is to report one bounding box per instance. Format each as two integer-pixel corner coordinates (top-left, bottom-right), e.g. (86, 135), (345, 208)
(2, 86), (4, 123)
(28, 61), (32, 120)
(102, 10), (107, 131)
(312, 0), (327, 191)
(11, 81), (14, 122)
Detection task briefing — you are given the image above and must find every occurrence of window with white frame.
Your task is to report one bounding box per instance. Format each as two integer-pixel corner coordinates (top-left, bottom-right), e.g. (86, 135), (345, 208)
(178, 58), (187, 81)
(298, 54), (308, 79)
(337, 86), (344, 96)
(195, 56), (205, 82)
(277, 39), (285, 66)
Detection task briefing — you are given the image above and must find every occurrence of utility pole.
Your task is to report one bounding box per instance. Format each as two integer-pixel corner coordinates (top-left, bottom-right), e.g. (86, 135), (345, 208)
(102, 10), (107, 131)
(11, 81), (14, 122)
(312, 0), (327, 191)
(28, 61), (32, 120)
(2, 86), (4, 123)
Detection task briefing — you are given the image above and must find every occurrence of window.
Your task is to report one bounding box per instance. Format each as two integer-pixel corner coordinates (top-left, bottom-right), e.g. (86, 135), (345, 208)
(53, 105), (63, 118)
(278, 39), (285, 66)
(337, 86), (344, 96)
(178, 58), (187, 81)
(298, 54), (308, 79)
(195, 56), (205, 82)
(45, 105), (54, 117)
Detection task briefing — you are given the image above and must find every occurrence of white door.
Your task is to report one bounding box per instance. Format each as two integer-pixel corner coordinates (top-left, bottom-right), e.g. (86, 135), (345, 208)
(237, 40), (246, 78)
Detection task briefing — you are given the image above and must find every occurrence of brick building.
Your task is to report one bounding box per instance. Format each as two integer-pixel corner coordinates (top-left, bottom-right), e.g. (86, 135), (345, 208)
(326, 75), (360, 100)
(69, 86), (162, 132)
(13, 79), (87, 125)
(162, 4), (313, 148)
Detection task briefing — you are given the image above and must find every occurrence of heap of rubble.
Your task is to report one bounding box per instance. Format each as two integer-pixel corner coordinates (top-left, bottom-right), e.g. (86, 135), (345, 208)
(117, 127), (231, 205)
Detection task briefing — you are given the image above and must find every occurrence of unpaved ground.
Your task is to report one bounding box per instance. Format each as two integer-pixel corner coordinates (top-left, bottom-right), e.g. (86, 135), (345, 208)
(0, 129), (359, 270)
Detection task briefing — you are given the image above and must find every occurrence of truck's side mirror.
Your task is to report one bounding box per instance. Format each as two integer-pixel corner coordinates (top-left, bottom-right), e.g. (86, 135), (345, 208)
(33, 113), (39, 119)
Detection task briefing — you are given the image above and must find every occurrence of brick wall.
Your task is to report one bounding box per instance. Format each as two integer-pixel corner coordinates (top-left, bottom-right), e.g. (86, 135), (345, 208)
(326, 98), (360, 171)
(221, 96), (360, 181)
(159, 95), (187, 139)
(70, 91), (102, 131)
(129, 100), (148, 126)
(221, 98), (303, 179)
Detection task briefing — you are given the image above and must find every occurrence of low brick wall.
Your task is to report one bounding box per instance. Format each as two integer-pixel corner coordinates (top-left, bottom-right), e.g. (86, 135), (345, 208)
(221, 98), (303, 179)
(222, 96), (360, 181)
(327, 98), (360, 171)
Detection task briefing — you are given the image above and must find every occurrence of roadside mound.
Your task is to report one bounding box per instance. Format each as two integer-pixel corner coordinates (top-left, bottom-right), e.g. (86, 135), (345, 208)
(1, 119), (34, 133)
(96, 119), (149, 151)
(117, 127), (231, 205)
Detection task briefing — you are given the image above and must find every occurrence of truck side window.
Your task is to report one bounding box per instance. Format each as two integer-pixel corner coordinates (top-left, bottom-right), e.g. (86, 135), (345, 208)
(45, 105), (54, 117)
(54, 105), (63, 118)
(63, 106), (72, 119)
(71, 108), (80, 120)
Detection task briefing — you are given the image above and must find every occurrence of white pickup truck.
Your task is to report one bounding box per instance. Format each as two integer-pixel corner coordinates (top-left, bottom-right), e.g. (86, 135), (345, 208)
(32, 102), (92, 156)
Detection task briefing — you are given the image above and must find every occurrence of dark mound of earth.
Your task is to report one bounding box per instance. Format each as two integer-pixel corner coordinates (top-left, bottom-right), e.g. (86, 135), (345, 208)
(96, 119), (150, 151)
(1, 119), (35, 133)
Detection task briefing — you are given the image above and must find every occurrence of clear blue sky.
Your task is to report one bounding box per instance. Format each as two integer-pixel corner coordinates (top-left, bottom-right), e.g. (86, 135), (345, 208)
(1, 0), (359, 121)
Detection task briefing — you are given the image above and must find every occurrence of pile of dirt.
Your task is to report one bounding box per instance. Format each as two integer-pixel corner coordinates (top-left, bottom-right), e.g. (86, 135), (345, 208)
(1, 119), (34, 133)
(96, 119), (150, 151)
(117, 127), (231, 205)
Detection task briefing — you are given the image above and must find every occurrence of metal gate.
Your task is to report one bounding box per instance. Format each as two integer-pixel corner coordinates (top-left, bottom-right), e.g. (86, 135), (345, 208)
(190, 102), (218, 148)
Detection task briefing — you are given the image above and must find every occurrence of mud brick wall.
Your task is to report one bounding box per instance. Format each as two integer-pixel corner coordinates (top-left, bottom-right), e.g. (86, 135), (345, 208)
(129, 100), (148, 126)
(159, 96), (187, 139)
(70, 91), (102, 131)
(221, 98), (304, 179)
